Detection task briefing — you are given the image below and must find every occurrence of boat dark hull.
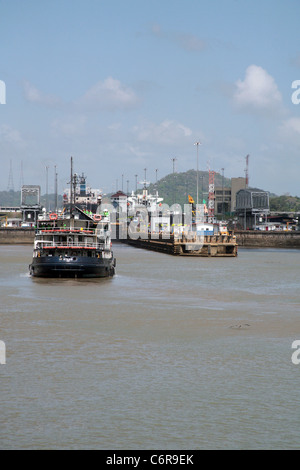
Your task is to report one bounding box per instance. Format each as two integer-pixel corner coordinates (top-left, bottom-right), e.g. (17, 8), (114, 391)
(29, 255), (116, 278)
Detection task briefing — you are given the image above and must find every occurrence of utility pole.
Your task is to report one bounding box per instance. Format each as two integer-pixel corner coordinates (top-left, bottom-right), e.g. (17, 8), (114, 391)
(244, 155), (249, 229)
(70, 157), (73, 218)
(45, 165), (49, 213)
(54, 165), (58, 213)
(245, 154), (249, 188)
(171, 157), (177, 204)
(7, 160), (15, 191)
(19, 160), (24, 190)
(208, 169), (215, 224)
(7, 159), (14, 192)
(221, 167), (224, 220)
(194, 142), (201, 205)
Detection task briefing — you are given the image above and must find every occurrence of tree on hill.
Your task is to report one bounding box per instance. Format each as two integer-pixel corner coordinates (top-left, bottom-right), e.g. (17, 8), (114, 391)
(0, 191), (21, 206)
(145, 169), (231, 207)
(269, 195), (300, 212)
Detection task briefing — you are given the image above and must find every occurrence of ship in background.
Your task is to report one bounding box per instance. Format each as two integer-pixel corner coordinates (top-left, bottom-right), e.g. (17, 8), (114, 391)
(111, 181), (237, 256)
(62, 172), (102, 214)
(29, 158), (116, 278)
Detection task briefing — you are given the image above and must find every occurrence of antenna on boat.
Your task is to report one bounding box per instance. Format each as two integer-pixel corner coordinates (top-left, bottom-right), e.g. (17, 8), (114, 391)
(54, 165), (58, 213)
(70, 156), (73, 217)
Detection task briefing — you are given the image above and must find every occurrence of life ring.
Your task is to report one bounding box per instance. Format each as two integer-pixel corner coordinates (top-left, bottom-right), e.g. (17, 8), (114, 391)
(93, 214), (102, 221)
(49, 213), (58, 220)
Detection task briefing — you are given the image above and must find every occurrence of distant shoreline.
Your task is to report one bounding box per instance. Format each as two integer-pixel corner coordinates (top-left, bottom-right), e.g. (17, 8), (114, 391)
(0, 227), (35, 244)
(0, 227), (300, 248)
(234, 230), (300, 248)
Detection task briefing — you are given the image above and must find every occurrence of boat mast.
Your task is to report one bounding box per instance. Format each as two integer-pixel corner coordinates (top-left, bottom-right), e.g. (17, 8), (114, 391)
(70, 157), (73, 215)
(70, 156), (73, 219)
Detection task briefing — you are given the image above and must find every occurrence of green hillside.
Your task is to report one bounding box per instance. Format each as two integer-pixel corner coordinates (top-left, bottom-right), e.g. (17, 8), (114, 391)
(145, 169), (231, 207)
(0, 190), (21, 206)
(1, 173), (299, 213)
(144, 170), (300, 212)
(269, 195), (300, 212)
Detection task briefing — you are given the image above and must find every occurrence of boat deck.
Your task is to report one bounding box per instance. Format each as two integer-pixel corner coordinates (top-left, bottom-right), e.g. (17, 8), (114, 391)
(121, 232), (238, 257)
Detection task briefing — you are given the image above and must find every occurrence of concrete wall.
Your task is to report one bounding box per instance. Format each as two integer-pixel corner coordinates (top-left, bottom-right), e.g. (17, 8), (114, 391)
(235, 230), (300, 248)
(1, 227), (299, 248)
(0, 228), (35, 244)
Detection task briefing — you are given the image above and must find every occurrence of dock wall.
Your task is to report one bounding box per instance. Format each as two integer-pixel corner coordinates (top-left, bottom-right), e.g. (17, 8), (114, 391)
(235, 230), (300, 248)
(0, 227), (299, 249)
(0, 228), (35, 244)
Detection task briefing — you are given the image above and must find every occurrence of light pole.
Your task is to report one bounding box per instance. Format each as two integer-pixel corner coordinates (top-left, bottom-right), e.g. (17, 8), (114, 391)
(171, 157), (177, 204)
(221, 167), (224, 220)
(45, 165), (49, 212)
(194, 141), (201, 205)
(54, 165), (58, 213)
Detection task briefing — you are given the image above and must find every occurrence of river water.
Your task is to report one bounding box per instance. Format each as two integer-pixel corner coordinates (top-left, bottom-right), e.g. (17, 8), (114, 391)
(0, 243), (299, 450)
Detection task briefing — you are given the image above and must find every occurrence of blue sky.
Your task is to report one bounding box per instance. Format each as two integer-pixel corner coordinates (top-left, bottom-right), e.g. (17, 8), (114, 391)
(1, 0), (300, 196)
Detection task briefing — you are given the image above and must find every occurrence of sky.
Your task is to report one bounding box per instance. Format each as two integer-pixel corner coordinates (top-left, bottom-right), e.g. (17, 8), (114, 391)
(0, 0), (300, 197)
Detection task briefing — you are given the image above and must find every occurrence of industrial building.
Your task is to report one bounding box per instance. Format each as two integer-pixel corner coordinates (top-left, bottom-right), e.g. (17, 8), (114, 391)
(235, 188), (270, 229)
(0, 185), (42, 227)
(214, 177), (247, 217)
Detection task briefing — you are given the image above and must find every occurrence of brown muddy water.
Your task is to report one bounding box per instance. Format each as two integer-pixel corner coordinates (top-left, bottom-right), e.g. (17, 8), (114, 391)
(0, 243), (299, 449)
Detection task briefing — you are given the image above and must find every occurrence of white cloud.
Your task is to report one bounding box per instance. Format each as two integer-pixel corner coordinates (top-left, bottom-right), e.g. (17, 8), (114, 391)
(233, 65), (282, 112)
(107, 122), (122, 131)
(133, 119), (192, 145)
(0, 124), (23, 144)
(24, 81), (62, 106)
(282, 117), (300, 134)
(291, 53), (300, 67)
(76, 77), (140, 111)
(279, 117), (300, 144)
(151, 23), (205, 52)
(51, 115), (87, 137)
(23, 78), (139, 112)
(174, 32), (206, 52)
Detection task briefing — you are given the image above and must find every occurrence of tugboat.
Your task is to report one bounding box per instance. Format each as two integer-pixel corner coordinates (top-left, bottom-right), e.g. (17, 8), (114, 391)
(29, 160), (116, 278)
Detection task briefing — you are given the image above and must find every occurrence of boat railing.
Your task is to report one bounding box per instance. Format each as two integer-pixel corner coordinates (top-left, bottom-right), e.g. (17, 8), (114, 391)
(36, 223), (110, 234)
(38, 214), (111, 224)
(36, 228), (96, 234)
(34, 240), (103, 249)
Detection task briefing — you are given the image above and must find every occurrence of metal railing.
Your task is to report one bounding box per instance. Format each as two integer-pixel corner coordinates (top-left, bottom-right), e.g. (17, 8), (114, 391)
(35, 240), (103, 249)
